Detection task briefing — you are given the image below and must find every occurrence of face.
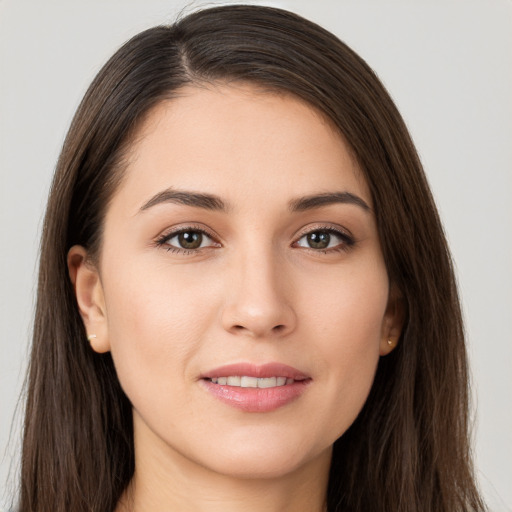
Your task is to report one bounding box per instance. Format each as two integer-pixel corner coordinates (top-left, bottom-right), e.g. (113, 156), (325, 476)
(70, 84), (401, 480)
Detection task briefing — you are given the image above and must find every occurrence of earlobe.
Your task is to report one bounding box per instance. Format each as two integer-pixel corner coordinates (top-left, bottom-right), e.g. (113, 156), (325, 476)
(380, 287), (406, 356)
(67, 245), (111, 353)
(380, 337), (398, 356)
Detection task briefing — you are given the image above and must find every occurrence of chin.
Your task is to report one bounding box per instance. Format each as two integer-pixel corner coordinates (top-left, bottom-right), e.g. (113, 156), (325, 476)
(206, 455), (311, 480)
(192, 435), (330, 480)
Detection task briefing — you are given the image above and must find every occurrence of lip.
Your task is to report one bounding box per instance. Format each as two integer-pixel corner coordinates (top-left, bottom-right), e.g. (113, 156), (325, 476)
(200, 362), (310, 380)
(199, 362), (311, 413)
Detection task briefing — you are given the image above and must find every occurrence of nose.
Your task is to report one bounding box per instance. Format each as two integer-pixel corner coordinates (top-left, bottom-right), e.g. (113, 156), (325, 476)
(221, 248), (297, 339)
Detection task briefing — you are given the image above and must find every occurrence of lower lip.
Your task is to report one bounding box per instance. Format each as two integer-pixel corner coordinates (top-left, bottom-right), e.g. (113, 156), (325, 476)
(200, 379), (310, 412)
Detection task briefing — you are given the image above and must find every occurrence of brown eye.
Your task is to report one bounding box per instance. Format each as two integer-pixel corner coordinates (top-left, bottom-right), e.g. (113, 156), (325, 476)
(295, 229), (354, 251)
(306, 231), (331, 249)
(177, 231), (203, 249)
(160, 229), (217, 252)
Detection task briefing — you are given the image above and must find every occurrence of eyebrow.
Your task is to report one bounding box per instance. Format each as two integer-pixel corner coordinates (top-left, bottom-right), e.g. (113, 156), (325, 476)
(139, 188), (228, 212)
(288, 192), (371, 212)
(139, 188), (370, 214)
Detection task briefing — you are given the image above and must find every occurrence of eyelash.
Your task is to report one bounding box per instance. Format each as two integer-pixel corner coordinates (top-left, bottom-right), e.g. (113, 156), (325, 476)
(155, 225), (355, 255)
(155, 225), (220, 255)
(293, 225), (355, 254)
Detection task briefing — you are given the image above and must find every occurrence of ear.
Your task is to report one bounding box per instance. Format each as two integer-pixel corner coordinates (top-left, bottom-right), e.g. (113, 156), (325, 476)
(379, 285), (406, 356)
(67, 245), (110, 353)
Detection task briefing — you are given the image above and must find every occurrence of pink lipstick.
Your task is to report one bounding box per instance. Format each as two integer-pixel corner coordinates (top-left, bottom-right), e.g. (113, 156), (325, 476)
(199, 362), (311, 413)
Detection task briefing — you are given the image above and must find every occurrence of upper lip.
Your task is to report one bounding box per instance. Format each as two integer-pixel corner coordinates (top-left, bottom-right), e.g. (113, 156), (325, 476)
(200, 362), (310, 380)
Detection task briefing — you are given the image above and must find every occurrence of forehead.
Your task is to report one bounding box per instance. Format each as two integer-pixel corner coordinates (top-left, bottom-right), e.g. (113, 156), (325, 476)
(116, 83), (370, 212)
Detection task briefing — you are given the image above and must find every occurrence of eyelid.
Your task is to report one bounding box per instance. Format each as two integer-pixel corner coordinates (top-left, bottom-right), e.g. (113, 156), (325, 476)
(292, 223), (356, 251)
(153, 222), (355, 254)
(155, 224), (222, 250)
(294, 223), (354, 240)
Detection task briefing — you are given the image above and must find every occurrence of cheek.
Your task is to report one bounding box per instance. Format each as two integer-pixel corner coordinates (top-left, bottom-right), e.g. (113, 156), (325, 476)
(300, 259), (388, 436)
(302, 254), (388, 350)
(100, 257), (219, 409)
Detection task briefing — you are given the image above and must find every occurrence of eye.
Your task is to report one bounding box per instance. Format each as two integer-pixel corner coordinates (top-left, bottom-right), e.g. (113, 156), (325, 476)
(294, 229), (354, 251)
(156, 228), (218, 252)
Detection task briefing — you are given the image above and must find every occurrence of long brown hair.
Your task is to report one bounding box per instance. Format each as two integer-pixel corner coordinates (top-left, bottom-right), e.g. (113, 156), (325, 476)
(19, 5), (485, 511)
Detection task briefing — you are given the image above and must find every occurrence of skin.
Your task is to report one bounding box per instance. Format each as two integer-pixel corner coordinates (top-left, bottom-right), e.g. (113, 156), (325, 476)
(68, 84), (403, 512)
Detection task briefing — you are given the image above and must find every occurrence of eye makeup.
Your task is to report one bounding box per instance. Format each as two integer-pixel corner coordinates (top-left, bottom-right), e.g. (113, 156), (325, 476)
(153, 221), (356, 257)
(154, 224), (221, 254)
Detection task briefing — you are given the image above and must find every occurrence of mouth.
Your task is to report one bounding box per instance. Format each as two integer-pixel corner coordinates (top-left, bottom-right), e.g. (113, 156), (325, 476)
(206, 376), (302, 387)
(200, 362), (311, 412)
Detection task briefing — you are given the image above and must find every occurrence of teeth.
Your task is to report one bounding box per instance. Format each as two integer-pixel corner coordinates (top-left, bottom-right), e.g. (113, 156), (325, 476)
(241, 376), (258, 388)
(258, 377), (277, 388)
(209, 376), (293, 388)
(227, 376), (241, 386)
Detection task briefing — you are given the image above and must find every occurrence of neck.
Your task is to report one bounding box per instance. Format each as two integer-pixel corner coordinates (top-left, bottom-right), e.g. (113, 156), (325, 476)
(116, 416), (331, 512)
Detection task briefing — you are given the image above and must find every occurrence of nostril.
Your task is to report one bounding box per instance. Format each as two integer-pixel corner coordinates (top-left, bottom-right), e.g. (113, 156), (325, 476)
(230, 324), (287, 335)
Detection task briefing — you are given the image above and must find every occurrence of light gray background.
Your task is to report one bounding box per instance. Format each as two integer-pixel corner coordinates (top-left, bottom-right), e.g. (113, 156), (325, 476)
(1, 0), (511, 510)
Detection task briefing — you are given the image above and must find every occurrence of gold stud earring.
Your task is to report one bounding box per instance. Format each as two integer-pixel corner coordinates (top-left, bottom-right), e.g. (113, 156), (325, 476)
(87, 334), (97, 342)
(387, 339), (394, 347)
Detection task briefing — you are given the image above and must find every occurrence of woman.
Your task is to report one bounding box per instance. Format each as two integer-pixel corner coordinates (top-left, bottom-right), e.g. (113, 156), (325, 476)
(18, 4), (486, 512)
